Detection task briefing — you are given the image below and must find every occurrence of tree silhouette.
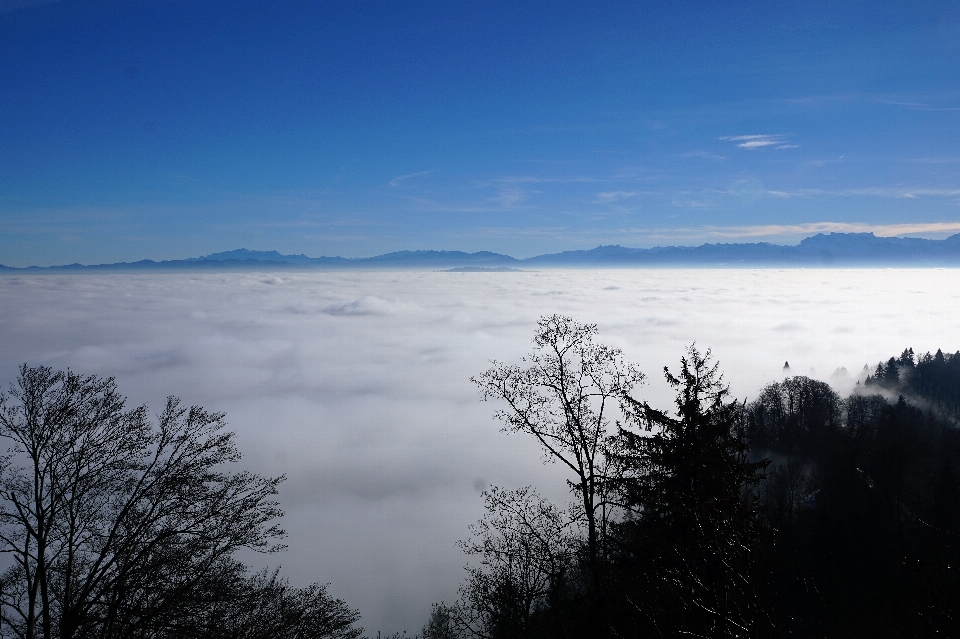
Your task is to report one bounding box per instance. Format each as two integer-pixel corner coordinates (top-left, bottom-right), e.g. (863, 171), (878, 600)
(472, 315), (643, 631)
(613, 345), (770, 638)
(452, 487), (580, 639)
(0, 364), (360, 639)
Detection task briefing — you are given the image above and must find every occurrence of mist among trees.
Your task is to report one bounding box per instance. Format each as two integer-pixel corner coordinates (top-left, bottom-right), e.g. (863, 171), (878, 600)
(5, 317), (960, 638)
(422, 316), (960, 639)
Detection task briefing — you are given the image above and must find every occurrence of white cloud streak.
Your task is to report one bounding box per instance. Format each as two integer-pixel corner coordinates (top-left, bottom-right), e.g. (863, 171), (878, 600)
(719, 134), (794, 149)
(763, 187), (960, 199)
(701, 221), (960, 238)
(678, 151), (727, 160)
(595, 191), (641, 203)
(387, 171), (433, 187)
(622, 221), (960, 242)
(491, 186), (529, 207)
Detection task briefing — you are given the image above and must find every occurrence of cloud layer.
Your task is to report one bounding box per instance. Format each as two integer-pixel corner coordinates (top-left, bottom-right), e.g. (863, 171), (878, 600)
(1, 270), (959, 632)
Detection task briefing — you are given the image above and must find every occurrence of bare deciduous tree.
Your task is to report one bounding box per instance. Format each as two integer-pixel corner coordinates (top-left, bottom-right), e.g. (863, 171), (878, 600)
(471, 315), (643, 629)
(197, 566), (363, 639)
(453, 486), (579, 639)
(0, 364), (359, 639)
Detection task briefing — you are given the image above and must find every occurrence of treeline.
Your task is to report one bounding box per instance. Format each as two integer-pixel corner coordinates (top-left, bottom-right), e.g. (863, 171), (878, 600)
(864, 346), (960, 421)
(415, 316), (960, 639)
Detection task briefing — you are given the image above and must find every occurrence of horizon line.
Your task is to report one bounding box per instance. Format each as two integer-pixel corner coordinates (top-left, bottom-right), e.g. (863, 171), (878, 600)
(4, 230), (960, 270)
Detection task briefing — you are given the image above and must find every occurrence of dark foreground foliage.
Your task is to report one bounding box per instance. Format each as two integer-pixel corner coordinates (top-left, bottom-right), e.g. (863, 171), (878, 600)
(0, 365), (361, 639)
(750, 361), (960, 637)
(432, 316), (960, 639)
(610, 346), (770, 638)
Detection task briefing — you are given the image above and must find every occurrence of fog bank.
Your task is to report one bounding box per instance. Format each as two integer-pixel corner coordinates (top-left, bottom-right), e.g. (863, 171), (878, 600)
(0, 268), (957, 633)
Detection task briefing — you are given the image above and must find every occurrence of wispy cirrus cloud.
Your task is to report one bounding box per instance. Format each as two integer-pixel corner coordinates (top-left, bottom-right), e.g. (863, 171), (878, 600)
(478, 175), (601, 186)
(765, 187), (960, 199)
(678, 151), (726, 160)
(669, 198), (716, 209)
(491, 186), (530, 208)
(648, 221), (960, 240)
(595, 191), (641, 203)
(856, 188), (960, 199)
(905, 157), (960, 164)
(387, 171), (433, 187)
(709, 221), (960, 240)
(720, 134), (796, 150)
(876, 99), (960, 112)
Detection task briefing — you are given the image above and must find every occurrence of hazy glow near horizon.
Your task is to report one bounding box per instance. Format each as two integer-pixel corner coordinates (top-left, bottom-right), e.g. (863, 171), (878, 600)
(1, 269), (958, 633)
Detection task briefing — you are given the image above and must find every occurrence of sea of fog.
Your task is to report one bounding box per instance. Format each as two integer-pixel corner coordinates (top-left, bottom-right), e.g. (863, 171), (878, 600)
(1, 268), (958, 633)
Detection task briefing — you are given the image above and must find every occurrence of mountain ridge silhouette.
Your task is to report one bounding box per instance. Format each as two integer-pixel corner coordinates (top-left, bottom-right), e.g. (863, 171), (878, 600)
(5, 232), (960, 271)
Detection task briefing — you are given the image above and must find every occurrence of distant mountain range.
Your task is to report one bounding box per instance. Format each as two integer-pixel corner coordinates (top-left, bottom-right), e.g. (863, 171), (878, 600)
(4, 233), (960, 271)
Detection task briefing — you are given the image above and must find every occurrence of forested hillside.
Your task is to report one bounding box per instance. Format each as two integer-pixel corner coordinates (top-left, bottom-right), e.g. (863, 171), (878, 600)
(420, 318), (960, 639)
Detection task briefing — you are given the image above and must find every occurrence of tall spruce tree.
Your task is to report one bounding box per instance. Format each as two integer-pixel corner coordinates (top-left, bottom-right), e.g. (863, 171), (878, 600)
(612, 345), (770, 639)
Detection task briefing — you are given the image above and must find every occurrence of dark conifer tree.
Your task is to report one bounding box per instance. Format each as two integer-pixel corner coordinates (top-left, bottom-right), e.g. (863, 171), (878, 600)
(612, 346), (770, 639)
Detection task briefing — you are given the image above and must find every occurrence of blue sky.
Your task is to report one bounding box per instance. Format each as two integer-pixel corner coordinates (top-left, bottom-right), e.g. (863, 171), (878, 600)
(2, 0), (959, 266)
